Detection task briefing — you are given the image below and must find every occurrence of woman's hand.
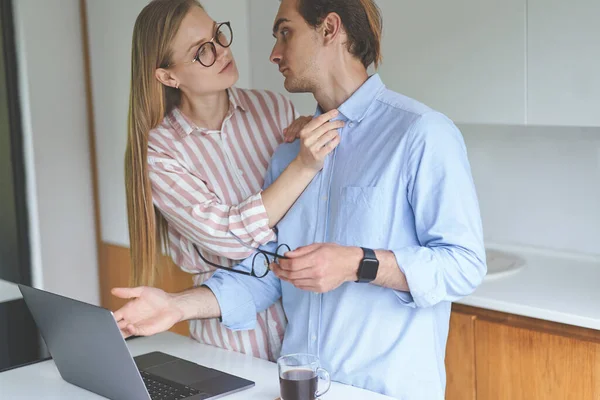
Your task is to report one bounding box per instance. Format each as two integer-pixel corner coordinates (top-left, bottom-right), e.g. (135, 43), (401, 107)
(295, 109), (344, 172)
(111, 286), (184, 338)
(283, 115), (313, 143)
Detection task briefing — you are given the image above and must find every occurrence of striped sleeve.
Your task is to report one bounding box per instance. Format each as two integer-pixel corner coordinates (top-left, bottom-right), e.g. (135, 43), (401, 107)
(148, 149), (276, 260)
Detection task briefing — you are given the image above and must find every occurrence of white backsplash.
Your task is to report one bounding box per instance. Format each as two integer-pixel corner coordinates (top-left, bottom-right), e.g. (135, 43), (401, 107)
(459, 124), (600, 256)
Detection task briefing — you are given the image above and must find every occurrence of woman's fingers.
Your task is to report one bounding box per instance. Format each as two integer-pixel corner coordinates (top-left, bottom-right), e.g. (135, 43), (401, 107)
(317, 134), (341, 157)
(284, 116), (310, 142)
(312, 129), (340, 152)
(302, 120), (344, 147)
(299, 109), (338, 138)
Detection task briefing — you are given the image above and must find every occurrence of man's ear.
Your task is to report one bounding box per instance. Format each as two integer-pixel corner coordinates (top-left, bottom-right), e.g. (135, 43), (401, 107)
(155, 68), (179, 89)
(321, 12), (343, 45)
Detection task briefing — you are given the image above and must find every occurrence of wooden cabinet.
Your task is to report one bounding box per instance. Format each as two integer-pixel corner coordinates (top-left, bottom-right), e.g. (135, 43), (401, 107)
(376, 0), (527, 125)
(475, 319), (600, 400)
(100, 243), (192, 336)
(527, 0), (600, 126)
(446, 305), (600, 400)
(445, 311), (476, 400)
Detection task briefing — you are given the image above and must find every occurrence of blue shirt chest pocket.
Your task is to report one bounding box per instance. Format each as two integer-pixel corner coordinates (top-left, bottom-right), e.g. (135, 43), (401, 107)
(333, 186), (388, 248)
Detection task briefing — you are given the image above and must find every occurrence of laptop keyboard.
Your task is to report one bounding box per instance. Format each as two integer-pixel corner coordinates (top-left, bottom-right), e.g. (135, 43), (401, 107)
(140, 370), (211, 399)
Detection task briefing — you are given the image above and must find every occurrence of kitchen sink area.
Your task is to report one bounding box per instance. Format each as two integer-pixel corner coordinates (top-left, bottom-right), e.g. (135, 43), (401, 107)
(484, 248), (525, 280)
(458, 244), (600, 330)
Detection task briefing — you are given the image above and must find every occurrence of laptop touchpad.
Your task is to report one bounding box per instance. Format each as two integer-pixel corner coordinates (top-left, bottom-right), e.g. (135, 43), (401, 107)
(146, 359), (222, 385)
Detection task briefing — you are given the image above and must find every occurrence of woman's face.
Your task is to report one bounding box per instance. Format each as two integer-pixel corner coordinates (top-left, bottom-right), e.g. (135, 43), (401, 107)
(166, 6), (238, 94)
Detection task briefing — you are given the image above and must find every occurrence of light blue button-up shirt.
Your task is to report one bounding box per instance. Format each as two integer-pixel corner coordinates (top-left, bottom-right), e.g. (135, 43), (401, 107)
(204, 74), (486, 399)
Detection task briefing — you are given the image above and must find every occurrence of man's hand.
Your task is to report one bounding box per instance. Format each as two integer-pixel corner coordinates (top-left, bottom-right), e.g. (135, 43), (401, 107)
(111, 286), (184, 338)
(271, 243), (362, 293)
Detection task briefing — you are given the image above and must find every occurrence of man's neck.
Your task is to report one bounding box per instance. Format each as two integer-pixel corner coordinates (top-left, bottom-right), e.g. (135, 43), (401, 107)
(179, 90), (229, 131)
(313, 60), (369, 113)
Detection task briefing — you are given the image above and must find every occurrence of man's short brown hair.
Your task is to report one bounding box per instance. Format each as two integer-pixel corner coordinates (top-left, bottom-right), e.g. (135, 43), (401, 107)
(296, 0), (383, 68)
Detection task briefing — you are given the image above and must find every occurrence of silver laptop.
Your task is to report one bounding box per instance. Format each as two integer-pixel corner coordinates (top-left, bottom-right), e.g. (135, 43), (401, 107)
(18, 284), (255, 400)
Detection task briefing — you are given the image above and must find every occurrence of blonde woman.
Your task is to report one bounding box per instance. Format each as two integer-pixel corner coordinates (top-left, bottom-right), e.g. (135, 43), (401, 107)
(117, 0), (342, 361)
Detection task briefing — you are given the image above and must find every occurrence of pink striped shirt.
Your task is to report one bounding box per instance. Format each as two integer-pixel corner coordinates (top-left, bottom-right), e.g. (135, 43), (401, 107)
(147, 87), (297, 361)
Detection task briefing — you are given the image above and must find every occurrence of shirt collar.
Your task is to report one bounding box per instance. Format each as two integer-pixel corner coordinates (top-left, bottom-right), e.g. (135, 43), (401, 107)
(167, 87), (248, 138)
(314, 74), (385, 122)
(227, 87), (248, 113)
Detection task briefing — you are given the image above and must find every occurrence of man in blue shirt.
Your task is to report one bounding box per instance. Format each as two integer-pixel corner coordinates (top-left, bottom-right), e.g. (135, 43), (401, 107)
(113, 0), (486, 398)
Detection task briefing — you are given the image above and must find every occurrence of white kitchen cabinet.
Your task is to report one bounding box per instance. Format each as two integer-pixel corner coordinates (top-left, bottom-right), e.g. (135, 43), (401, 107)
(527, 0), (600, 127)
(376, 0), (527, 125)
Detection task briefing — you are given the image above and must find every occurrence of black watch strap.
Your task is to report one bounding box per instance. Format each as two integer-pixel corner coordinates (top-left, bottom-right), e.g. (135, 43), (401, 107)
(362, 247), (376, 261)
(356, 247), (379, 283)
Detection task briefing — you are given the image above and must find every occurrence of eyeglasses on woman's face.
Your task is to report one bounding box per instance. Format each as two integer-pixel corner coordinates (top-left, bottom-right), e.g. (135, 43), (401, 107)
(167, 21), (233, 68)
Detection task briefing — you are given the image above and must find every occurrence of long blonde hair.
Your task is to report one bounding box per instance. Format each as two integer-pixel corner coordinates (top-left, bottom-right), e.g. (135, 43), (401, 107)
(125, 0), (203, 286)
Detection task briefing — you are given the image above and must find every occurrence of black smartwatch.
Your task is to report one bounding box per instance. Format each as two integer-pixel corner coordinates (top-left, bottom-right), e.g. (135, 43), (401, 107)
(356, 247), (379, 283)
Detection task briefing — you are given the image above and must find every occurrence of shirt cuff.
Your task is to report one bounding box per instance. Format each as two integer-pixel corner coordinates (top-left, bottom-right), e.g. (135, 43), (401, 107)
(392, 246), (446, 308)
(203, 272), (257, 331)
(237, 192), (276, 246)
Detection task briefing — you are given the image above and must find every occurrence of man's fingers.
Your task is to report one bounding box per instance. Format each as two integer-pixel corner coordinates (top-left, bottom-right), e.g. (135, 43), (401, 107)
(126, 324), (139, 337)
(112, 297), (142, 322)
(125, 322), (153, 337)
(277, 267), (316, 282)
(270, 262), (287, 277)
(286, 244), (320, 258)
(289, 279), (320, 292)
(278, 255), (317, 273)
(111, 287), (144, 299)
(272, 263), (321, 292)
(112, 309), (123, 322)
(134, 319), (165, 337)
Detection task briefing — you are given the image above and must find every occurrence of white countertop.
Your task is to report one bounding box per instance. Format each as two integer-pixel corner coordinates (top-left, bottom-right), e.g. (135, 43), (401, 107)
(0, 279), (22, 303)
(0, 331), (393, 400)
(457, 243), (600, 330)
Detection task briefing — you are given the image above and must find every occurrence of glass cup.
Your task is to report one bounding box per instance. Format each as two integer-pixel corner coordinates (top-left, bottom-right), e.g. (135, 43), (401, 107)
(277, 353), (331, 400)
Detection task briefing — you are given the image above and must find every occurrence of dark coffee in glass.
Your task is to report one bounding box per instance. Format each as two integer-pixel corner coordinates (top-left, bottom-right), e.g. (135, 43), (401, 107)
(277, 354), (330, 400)
(279, 368), (318, 400)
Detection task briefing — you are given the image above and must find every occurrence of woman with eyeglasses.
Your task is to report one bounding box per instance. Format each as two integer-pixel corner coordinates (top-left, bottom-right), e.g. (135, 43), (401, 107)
(117, 0), (343, 361)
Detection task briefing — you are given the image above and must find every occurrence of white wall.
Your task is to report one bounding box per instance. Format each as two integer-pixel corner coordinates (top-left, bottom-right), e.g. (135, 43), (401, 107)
(86, 0), (253, 247)
(527, 0), (600, 127)
(461, 125), (600, 256)
(13, 0), (99, 304)
(376, 0), (527, 125)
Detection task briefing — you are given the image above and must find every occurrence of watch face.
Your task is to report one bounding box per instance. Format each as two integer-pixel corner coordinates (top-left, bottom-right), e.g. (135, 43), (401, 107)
(360, 259), (379, 281)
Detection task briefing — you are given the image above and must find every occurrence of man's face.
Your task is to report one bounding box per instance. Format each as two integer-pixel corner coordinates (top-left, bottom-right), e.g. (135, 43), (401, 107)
(270, 0), (321, 93)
